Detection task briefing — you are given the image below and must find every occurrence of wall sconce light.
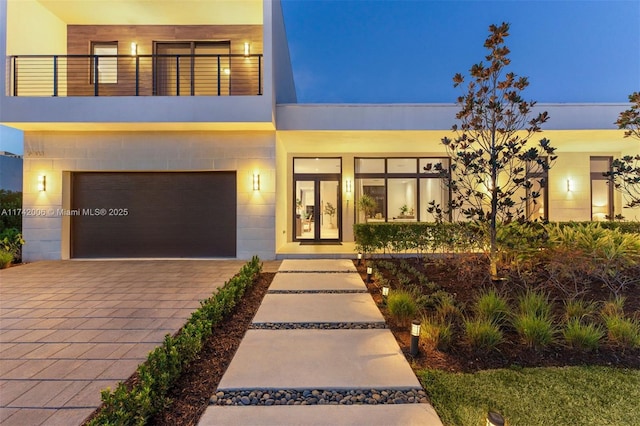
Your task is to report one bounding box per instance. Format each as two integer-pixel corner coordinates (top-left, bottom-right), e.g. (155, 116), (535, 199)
(131, 42), (137, 56)
(346, 179), (352, 193)
(366, 266), (373, 283)
(410, 320), (421, 356)
(37, 175), (46, 192)
(253, 173), (260, 191)
(224, 68), (231, 75)
(244, 42), (250, 57)
(566, 178), (572, 192)
(486, 411), (505, 426)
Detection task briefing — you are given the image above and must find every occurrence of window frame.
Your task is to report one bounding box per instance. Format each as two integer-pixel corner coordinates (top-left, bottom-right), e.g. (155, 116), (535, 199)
(354, 156), (451, 223)
(525, 157), (549, 221)
(90, 41), (119, 84)
(590, 156), (614, 221)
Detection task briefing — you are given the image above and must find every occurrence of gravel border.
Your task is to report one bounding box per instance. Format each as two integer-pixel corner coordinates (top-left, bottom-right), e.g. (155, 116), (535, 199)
(250, 322), (387, 330)
(211, 388), (429, 406)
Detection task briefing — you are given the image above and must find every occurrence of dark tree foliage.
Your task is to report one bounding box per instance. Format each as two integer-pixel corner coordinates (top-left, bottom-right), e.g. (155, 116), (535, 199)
(609, 92), (640, 208)
(438, 22), (557, 279)
(0, 190), (22, 231)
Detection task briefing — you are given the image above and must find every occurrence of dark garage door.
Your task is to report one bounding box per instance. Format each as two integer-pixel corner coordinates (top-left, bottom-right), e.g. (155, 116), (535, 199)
(71, 172), (236, 258)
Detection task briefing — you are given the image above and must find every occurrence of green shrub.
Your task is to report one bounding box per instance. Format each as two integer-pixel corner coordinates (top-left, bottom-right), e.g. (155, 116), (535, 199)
(0, 249), (13, 269)
(353, 222), (485, 255)
(564, 299), (599, 322)
(563, 319), (604, 351)
(513, 313), (556, 349)
(601, 296), (626, 318)
(421, 316), (453, 351)
(0, 228), (24, 263)
(464, 318), (503, 350)
(387, 290), (418, 326)
(546, 223), (640, 296)
(475, 289), (509, 324)
(87, 256), (262, 425)
(603, 314), (640, 349)
(514, 291), (555, 349)
(496, 221), (549, 267)
(0, 190), (22, 231)
(518, 289), (552, 318)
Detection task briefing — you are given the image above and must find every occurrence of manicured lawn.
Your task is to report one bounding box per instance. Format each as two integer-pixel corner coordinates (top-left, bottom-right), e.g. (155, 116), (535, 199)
(419, 366), (640, 426)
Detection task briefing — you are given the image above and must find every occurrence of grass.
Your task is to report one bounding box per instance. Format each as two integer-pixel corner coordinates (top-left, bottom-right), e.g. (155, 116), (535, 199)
(475, 289), (509, 324)
(386, 289), (418, 326)
(603, 314), (640, 349)
(564, 299), (598, 322)
(464, 318), (503, 350)
(421, 316), (453, 350)
(0, 249), (13, 269)
(563, 319), (604, 351)
(419, 366), (640, 426)
(514, 290), (555, 349)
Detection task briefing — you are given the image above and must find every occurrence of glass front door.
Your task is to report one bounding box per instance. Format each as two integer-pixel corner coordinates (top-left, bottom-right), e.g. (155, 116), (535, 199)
(295, 178), (340, 241)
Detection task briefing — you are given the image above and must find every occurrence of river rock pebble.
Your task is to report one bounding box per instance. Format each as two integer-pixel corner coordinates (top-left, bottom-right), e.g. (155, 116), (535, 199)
(250, 322), (387, 330)
(211, 388), (428, 406)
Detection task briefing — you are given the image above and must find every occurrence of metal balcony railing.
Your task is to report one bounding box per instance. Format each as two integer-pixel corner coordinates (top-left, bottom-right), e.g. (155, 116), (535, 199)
(9, 54), (263, 97)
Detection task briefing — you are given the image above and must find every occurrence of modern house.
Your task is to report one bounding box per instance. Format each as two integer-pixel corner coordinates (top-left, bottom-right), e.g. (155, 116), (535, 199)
(1, 0), (638, 262)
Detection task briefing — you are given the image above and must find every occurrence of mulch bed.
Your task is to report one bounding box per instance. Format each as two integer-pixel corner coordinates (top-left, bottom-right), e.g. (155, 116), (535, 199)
(356, 258), (640, 373)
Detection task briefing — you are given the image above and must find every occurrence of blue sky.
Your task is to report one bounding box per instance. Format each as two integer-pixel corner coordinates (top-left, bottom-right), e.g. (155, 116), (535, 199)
(281, 0), (640, 103)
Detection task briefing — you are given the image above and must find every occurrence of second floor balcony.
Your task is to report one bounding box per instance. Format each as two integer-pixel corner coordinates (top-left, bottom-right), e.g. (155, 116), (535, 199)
(9, 53), (263, 97)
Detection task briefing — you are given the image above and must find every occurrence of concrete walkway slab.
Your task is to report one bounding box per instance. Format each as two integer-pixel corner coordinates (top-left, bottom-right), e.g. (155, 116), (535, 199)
(278, 259), (357, 273)
(217, 329), (421, 390)
(269, 272), (366, 291)
(252, 294), (385, 324)
(199, 404), (442, 426)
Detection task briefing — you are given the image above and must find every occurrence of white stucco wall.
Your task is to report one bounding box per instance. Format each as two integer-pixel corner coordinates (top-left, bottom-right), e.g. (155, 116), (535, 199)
(22, 131), (276, 261)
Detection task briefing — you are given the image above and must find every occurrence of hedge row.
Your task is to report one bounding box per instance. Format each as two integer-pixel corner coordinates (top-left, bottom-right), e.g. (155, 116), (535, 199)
(86, 256), (262, 426)
(354, 221), (640, 255)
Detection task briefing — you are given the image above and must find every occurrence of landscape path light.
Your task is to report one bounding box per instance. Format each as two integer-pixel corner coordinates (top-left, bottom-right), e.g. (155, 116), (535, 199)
(366, 266), (372, 283)
(357, 252), (362, 266)
(410, 320), (421, 356)
(381, 284), (389, 306)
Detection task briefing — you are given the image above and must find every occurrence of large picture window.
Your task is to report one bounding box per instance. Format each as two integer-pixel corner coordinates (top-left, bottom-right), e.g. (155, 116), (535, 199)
(355, 157), (450, 223)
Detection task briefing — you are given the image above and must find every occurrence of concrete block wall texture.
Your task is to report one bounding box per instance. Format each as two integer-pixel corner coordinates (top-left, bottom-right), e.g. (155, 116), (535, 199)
(22, 131), (277, 261)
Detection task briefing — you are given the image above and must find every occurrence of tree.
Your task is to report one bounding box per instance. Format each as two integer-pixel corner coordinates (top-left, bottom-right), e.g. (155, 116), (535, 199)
(439, 22), (557, 280)
(357, 194), (376, 223)
(609, 92), (640, 208)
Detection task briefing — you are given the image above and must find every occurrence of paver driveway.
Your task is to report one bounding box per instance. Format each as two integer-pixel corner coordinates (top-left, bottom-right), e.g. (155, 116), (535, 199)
(0, 260), (248, 426)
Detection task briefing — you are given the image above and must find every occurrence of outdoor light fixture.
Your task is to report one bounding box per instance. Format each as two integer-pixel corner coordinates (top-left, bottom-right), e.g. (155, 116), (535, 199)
(253, 173), (260, 191)
(37, 175), (46, 192)
(566, 178), (572, 192)
(130, 42), (137, 56)
(366, 266), (373, 283)
(224, 68), (231, 75)
(346, 179), (352, 193)
(410, 320), (421, 356)
(486, 411), (505, 426)
(382, 285), (389, 298)
(244, 42), (250, 56)
(357, 252), (362, 266)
